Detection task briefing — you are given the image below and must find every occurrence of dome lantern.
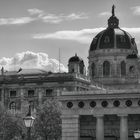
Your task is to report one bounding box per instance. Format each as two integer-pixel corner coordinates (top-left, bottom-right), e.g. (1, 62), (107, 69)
(108, 5), (119, 28)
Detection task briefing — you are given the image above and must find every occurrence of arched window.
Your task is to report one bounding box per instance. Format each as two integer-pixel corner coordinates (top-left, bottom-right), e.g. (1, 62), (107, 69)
(103, 61), (110, 76)
(9, 102), (16, 114)
(121, 61), (126, 76)
(104, 36), (110, 43)
(91, 63), (96, 78)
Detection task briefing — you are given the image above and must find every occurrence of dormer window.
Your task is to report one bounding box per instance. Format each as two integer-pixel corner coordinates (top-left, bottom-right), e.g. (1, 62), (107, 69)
(104, 36), (110, 43)
(120, 36), (126, 42)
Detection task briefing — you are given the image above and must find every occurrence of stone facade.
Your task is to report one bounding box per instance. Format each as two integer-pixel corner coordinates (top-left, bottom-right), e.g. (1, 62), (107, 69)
(59, 6), (140, 140)
(0, 71), (90, 114)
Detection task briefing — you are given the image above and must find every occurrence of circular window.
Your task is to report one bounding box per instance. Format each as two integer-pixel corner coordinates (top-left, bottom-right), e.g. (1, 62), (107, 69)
(138, 100), (140, 106)
(90, 101), (96, 108)
(125, 100), (132, 107)
(113, 100), (120, 107)
(78, 101), (84, 108)
(67, 102), (73, 108)
(101, 101), (108, 107)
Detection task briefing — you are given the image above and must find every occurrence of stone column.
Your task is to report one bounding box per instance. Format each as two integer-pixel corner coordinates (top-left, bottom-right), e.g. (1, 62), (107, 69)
(61, 115), (80, 140)
(96, 114), (104, 140)
(119, 114), (128, 140)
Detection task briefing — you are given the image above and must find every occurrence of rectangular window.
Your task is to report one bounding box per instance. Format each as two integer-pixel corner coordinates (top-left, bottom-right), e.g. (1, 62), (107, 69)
(28, 90), (34, 97)
(10, 90), (17, 97)
(46, 89), (53, 97)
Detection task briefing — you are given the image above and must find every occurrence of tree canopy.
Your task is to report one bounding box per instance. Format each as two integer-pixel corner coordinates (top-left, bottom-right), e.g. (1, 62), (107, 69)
(0, 103), (25, 140)
(33, 98), (61, 140)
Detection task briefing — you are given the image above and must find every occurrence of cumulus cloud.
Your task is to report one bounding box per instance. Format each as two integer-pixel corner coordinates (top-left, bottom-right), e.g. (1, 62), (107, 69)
(131, 6), (140, 15)
(33, 27), (140, 44)
(0, 51), (67, 72)
(0, 17), (34, 25)
(99, 12), (111, 17)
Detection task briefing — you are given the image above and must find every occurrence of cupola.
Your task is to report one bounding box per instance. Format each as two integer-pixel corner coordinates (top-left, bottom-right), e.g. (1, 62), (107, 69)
(68, 54), (85, 75)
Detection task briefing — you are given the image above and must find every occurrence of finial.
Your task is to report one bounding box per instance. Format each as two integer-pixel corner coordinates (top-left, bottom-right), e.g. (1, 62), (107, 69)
(75, 53), (77, 56)
(112, 5), (115, 16)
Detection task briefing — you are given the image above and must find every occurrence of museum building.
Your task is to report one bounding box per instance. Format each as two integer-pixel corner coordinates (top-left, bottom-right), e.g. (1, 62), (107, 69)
(59, 6), (140, 140)
(0, 5), (140, 140)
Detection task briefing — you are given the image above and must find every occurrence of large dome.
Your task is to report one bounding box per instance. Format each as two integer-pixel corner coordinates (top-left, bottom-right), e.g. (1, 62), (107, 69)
(89, 6), (137, 52)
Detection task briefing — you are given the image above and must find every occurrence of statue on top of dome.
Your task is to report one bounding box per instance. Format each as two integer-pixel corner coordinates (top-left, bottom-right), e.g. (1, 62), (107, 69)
(112, 5), (115, 16)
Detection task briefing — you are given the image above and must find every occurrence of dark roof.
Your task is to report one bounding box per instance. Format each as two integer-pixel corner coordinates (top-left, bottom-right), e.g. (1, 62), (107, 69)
(69, 54), (83, 63)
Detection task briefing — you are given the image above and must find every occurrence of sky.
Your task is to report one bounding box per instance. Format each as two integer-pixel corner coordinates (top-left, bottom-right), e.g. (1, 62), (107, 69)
(0, 0), (140, 72)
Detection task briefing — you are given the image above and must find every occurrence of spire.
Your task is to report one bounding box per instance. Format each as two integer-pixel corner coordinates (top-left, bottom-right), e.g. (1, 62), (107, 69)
(108, 5), (119, 28)
(112, 5), (115, 16)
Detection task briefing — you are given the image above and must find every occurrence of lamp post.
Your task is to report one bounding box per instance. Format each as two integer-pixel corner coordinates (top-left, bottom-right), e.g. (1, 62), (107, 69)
(23, 105), (35, 140)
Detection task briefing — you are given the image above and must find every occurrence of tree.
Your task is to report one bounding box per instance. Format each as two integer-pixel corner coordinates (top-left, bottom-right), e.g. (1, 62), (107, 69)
(33, 98), (61, 140)
(0, 103), (25, 140)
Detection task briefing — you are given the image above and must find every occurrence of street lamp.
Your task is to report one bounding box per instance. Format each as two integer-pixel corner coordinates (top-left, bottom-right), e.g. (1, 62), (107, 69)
(23, 105), (35, 140)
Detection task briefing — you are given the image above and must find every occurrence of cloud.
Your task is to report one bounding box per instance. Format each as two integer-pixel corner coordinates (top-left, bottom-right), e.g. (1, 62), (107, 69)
(65, 13), (88, 20)
(99, 12), (111, 17)
(28, 8), (44, 16)
(122, 27), (140, 33)
(33, 28), (105, 44)
(0, 8), (88, 26)
(33, 27), (140, 44)
(0, 17), (34, 25)
(28, 8), (88, 24)
(131, 6), (140, 15)
(41, 14), (63, 24)
(0, 51), (67, 72)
